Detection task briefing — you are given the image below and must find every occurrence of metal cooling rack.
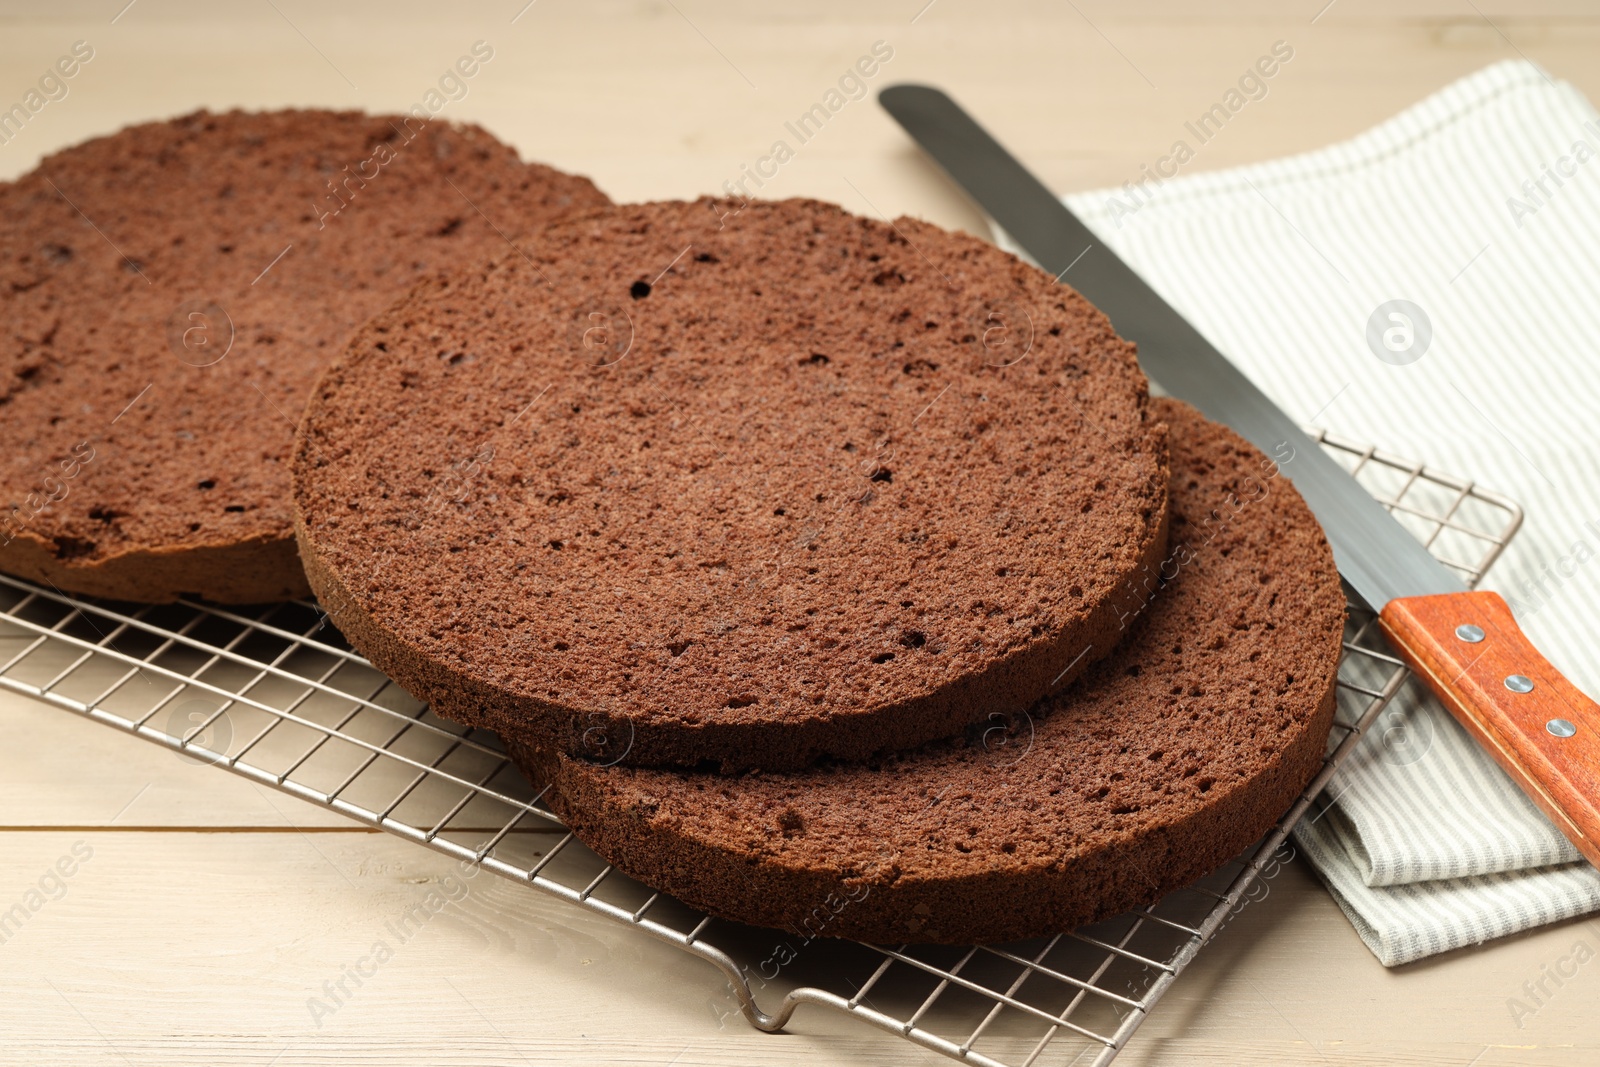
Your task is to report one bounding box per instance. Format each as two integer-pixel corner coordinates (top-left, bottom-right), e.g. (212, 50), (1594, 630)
(0, 429), (1521, 1067)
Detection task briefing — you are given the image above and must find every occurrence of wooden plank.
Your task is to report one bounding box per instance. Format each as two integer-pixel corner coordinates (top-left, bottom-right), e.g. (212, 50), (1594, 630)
(3, 3), (1600, 218)
(1, 833), (1595, 1065)
(0, 689), (376, 829)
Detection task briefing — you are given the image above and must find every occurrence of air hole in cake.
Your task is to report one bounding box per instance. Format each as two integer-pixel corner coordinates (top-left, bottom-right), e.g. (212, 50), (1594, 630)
(802, 353), (830, 365)
(197, 480), (215, 490)
(553, 641), (569, 651)
(870, 467), (892, 483)
(630, 280), (651, 299)
(547, 540), (563, 550)
(52, 535), (96, 559)
(224, 505), (245, 513)
(667, 640), (691, 657)
(899, 630), (926, 649)
(777, 808), (805, 836)
(724, 694), (758, 709)
(871, 651), (895, 664)
(88, 507), (121, 524)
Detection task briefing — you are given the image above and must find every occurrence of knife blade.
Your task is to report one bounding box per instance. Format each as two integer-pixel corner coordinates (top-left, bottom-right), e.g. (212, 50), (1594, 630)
(880, 82), (1600, 867)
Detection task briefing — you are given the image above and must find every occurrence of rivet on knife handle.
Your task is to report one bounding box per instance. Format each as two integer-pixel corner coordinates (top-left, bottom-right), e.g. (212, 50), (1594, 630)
(1380, 590), (1600, 865)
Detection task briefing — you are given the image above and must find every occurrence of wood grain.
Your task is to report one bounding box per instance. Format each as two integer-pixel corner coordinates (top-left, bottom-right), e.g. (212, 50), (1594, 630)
(3, 2), (1600, 1064)
(1381, 590), (1600, 866)
(2, 831), (1598, 1067)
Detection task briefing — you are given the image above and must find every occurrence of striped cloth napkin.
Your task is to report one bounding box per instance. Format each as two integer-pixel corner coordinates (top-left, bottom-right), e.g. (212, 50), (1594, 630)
(997, 59), (1600, 966)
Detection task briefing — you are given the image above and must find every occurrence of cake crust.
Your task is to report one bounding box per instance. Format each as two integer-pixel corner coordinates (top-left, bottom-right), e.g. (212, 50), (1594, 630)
(0, 108), (609, 602)
(511, 399), (1346, 943)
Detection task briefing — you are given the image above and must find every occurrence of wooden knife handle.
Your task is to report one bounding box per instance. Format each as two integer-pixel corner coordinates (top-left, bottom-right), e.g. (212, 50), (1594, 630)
(1379, 590), (1600, 868)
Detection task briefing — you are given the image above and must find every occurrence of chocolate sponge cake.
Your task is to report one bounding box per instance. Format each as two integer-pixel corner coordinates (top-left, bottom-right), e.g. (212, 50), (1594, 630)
(0, 109), (609, 603)
(294, 198), (1169, 771)
(509, 399), (1346, 943)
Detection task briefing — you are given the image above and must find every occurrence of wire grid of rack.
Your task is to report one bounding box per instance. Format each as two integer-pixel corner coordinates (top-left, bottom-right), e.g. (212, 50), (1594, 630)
(0, 428), (1521, 1067)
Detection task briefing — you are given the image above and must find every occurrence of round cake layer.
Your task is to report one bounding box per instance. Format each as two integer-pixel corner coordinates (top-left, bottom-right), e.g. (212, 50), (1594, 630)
(513, 399), (1345, 943)
(294, 198), (1169, 770)
(0, 108), (609, 602)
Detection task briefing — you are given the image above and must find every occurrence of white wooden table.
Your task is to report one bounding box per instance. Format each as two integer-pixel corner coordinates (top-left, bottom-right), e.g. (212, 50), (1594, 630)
(3, 2), (1599, 1063)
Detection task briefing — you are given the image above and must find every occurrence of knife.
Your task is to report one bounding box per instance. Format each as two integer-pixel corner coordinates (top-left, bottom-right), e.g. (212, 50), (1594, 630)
(879, 83), (1600, 867)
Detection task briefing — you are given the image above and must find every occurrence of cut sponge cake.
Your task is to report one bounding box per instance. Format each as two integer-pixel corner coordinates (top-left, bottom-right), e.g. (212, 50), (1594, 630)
(508, 399), (1346, 944)
(293, 198), (1170, 771)
(0, 109), (609, 603)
